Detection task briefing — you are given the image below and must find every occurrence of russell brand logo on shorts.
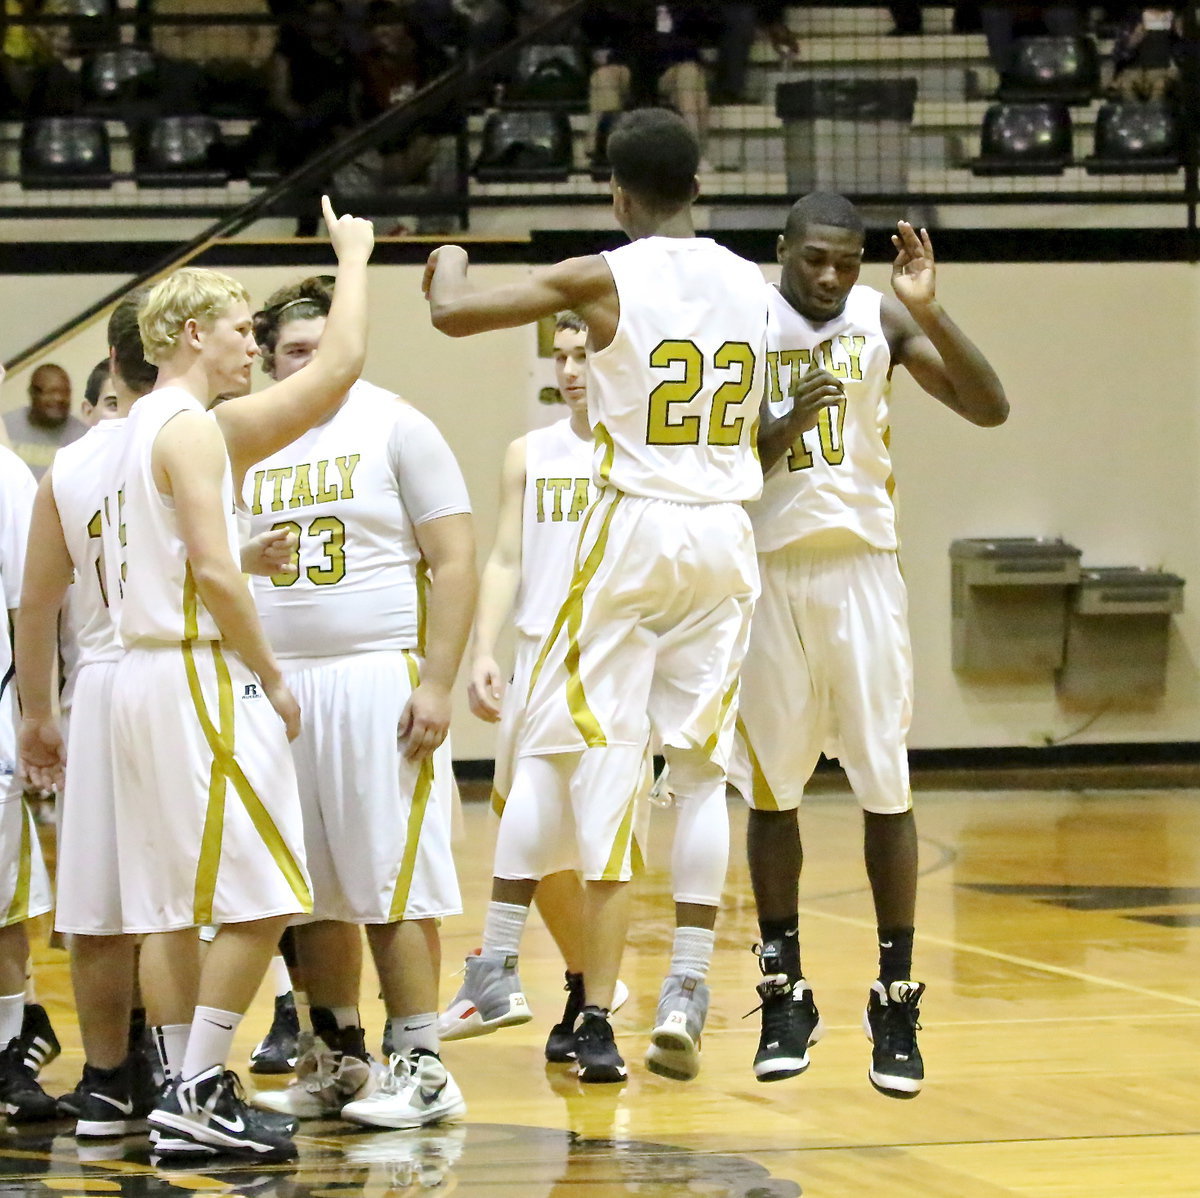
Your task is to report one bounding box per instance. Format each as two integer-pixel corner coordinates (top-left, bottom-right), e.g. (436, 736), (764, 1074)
(243, 683), (260, 699)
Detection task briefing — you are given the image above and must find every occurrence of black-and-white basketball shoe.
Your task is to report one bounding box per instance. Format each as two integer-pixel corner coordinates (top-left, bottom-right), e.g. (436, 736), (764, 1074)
(149, 1067), (297, 1161)
(573, 1010), (627, 1084)
(249, 993), (300, 1075)
(0, 1039), (58, 1123)
(75, 1060), (153, 1139)
(864, 980), (925, 1098)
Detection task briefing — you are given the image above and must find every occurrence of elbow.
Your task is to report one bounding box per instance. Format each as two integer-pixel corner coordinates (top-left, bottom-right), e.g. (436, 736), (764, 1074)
(977, 393), (1010, 427)
(429, 305), (473, 338)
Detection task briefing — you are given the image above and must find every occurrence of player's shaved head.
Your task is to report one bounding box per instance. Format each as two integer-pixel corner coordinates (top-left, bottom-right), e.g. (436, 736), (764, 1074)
(784, 193), (865, 244)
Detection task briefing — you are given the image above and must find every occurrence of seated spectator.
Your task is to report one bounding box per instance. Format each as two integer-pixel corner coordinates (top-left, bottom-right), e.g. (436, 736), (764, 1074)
(254, 0), (355, 232)
(582, 2), (723, 165)
(1109, 3), (1179, 100)
(80, 358), (118, 425)
(3, 362), (85, 479)
(354, 0), (453, 186)
(713, 2), (799, 104)
(151, 0), (274, 114)
(981, 2), (1083, 74)
(19, 0), (86, 116)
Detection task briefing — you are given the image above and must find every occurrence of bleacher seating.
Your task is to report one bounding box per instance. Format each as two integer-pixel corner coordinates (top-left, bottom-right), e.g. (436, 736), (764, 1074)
(970, 102), (1073, 175)
(1085, 101), (1181, 174)
(474, 110), (573, 183)
(19, 116), (112, 188)
(133, 115), (229, 188)
(997, 36), (1101, 107)
(505, 45), (588, 108)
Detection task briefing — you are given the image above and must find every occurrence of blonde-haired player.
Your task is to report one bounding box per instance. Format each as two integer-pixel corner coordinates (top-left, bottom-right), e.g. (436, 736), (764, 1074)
(102, 198), (375, 1160)
(426, 108), (766, 1083)
(439, 312), (634, 1058)
(244, 275), (476, 1130)
(732, 193), (1006, 1099)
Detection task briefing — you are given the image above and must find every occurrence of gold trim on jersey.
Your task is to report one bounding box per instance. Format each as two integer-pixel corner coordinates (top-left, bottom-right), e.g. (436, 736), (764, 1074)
(416, 559), (430, 656)
(593, 422), (615, 484)
(183, 564), (200, 642)
(181, 641), (313, 922)
(388, 651), (434, 921)
(736, 715), (779, 810)
(1, 803), (34, 926)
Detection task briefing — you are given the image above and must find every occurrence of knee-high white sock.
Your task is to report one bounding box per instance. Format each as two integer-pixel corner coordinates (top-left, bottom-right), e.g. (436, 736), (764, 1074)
(182, 1006), (242, 1079)
(669, 755), (730, 906)
(0, 992), (23, 1049)
(670, 926), (716, 980)
(482, 902), (529, 957)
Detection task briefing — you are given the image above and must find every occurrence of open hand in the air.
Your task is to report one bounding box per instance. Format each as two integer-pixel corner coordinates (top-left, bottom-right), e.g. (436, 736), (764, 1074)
(891, 221), (936, 309)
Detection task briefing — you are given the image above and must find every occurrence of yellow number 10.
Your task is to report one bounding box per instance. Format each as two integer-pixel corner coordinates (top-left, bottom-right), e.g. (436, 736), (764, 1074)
(646, 339), (757, 447)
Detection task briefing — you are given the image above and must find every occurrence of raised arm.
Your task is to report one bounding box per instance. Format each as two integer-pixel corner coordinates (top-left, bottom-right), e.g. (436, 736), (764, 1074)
(468, 435), (526, 722)
(424, 247), (617, 344)
(14, 472), (72, 790)
(215, 197), (375, 483)
(159, 412), (299, 739)
(883, 222), (1008, 428)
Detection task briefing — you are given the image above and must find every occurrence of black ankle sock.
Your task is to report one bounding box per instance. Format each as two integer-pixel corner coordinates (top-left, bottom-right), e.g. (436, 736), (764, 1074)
(759, 916), (801, 979)
(878, 926), (915, 984)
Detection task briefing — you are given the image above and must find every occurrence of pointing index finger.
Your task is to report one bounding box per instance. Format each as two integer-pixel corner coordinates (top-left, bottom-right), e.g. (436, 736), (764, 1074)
(321, 194), (337, 231)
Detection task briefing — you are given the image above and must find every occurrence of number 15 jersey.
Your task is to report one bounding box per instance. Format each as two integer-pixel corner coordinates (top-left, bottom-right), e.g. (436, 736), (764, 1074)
(246, 380), (471, 660)
(749, 283), (896, 554)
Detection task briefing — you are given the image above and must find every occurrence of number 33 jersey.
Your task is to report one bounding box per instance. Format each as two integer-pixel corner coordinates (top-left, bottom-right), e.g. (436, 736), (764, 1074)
(750, 283), (896, 554)
(246, 380), (471, 660)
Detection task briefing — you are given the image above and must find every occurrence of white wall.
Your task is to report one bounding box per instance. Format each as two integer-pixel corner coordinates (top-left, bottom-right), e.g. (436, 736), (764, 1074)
(5, 258), (1197, 758)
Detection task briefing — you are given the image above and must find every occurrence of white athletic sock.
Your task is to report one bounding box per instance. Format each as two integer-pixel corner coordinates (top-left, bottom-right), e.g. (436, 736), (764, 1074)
(386, 1012), (438, 1056)
(269, 955), (292, 998)
(330, 1006), (360, 1030)
(154, 1023), (190, 1084)
(670, 926), (715, 979)
(482, 901), (529, 957)
(182, 1006), (242, 1080)
(23, 966), (35, 1003)
(0, 992), (23, 1048)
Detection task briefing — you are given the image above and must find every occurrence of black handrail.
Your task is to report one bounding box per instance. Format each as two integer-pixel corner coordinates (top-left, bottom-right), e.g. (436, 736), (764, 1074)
(3, 0), (590, 373)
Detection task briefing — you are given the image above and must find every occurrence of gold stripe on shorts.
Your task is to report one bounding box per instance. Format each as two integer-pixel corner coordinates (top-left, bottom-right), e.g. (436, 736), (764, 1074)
(2, 801), (34, 926)
(736, 714), (780, 811)
(181, 641), (313, 922)
(599, 779), (640, 881)
(489, 784), (506, 817)
(702, 674), (741, 760)
(389, 651), (435, 921)
(593, 421), (615, 483)
(531, 491), (623, 747)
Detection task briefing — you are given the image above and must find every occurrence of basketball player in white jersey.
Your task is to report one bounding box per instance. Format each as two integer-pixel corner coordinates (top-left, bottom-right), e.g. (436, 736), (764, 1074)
(244, 275), (476, 1130)
(15, 294), (297, 1139)
(439, 312), (634, 1058)
(425, 108), (767, 1082)
(98, 199), (374, 1160)
(731, 193), (1007, 1099)
(0, 444), (56, 1123)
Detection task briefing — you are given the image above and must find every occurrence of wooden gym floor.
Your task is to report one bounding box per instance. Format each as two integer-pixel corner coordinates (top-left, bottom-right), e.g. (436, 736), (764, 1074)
(15, 781), (1200, 1197)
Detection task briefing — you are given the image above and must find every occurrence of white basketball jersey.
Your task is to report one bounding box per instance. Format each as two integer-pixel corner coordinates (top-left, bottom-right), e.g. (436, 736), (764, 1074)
(0, 447), (35, 781)
(589, 237), (768, 504)
(247, 380), (471, 660)
(110, 387), (238, 646)
(51, 418), (126, 671)
(749, 284), (897, 554)
(515, 418), (594, 638)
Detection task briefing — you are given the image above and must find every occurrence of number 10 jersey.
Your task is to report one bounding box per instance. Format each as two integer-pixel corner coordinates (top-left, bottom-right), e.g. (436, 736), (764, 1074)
(247, 380), (472, 660)
(750, 283), (896, 554)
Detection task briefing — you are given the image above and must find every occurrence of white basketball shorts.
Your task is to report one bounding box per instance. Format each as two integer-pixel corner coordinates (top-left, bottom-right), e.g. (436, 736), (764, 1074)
(729, 540), (913, 815)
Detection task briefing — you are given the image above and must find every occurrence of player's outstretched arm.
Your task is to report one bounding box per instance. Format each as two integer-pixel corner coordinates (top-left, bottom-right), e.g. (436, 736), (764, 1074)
(215, 196), (375, 481)
(400, 512), (477, 761)
(159, 412), (300, 740)
(424, 247), (613, 338)
(884, 221), (1008, 427)
(468, 435), (526, 722)
(14, 472), (71, 790)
